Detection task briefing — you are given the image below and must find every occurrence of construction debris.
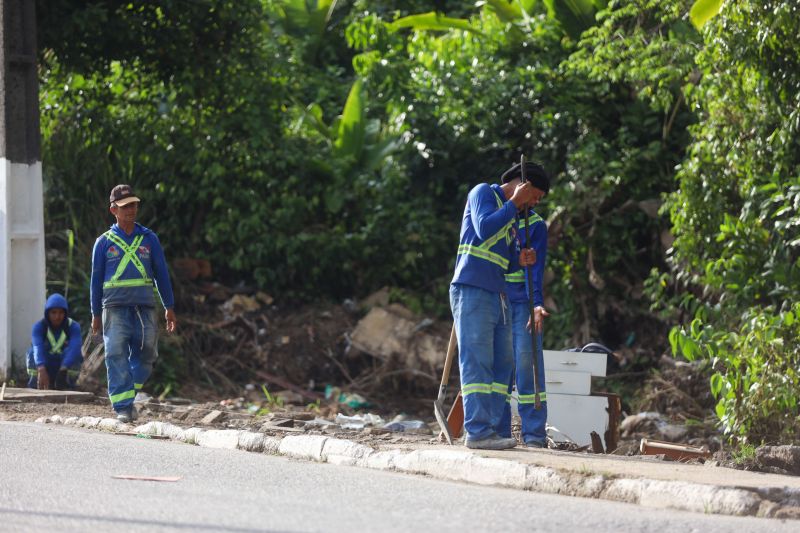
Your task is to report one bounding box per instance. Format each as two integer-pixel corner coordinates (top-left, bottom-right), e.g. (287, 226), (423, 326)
(200, 410), (224, 425)
(756, 445), (800, 476)
(350, 305), (447, 371)
(639, 438), (712, 462)
(0, 388), (95, 403)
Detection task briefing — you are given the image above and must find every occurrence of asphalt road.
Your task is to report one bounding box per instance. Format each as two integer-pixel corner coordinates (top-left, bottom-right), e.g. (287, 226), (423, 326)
(1, 422), (797, 533)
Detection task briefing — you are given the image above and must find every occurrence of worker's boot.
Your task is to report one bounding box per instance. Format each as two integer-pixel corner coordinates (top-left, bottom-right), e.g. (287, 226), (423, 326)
(116, 408), (134, 423)
(115, 405), (138, 423)
(465, 435), (518, 450)
(525, 440), (546, 449)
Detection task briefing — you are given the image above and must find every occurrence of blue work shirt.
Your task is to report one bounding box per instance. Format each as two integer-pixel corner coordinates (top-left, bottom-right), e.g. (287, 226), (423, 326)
(90, 223), (175, 315)
(451, 183), (521, 294)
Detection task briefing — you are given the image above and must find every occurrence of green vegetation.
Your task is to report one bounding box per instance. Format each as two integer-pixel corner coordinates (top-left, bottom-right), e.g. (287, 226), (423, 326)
(36, 0), (799, 444)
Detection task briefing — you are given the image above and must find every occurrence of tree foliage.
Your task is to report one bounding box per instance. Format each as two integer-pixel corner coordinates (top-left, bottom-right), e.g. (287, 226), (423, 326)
(36, 0), (800, 443)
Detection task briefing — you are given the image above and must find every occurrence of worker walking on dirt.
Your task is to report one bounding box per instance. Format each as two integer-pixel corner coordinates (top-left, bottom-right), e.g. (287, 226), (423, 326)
(26, 293), (83, 390)
(498, 161), (551, 448)
(90, 184), (177, 423)
(450, 166), (538, 450)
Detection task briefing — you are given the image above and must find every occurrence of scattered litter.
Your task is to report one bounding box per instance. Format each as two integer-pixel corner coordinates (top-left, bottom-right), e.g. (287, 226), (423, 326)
(325, 385), (370, 409)
(116, 432), (171, 440)
(221, 294), (261, 316)
(304, 417), (337, 428)
(112, 475), (181, 482)
(383, 419), (430, 434)
(335, 413), (384, 429)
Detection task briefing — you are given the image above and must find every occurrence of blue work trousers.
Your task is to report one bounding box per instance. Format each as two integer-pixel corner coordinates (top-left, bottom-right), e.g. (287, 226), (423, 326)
(103, 306), (158, 412)
(450, 283), (514, 441)
(26, 347), (81, 389)
(499, 301), (548, 445)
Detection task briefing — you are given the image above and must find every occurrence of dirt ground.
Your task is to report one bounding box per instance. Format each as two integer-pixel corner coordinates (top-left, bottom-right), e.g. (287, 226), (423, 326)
(3, 284), (750, 467)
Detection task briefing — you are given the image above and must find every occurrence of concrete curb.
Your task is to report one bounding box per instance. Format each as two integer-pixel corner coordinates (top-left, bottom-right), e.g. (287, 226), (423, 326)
(33, 415), (800, 519)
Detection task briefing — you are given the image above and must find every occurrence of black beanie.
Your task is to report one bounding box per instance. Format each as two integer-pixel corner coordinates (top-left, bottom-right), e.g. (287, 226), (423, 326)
(501, 161), (550, 194)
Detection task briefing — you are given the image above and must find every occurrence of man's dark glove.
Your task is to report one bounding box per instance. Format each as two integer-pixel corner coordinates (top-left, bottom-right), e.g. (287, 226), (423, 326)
(54, 368), (69, 390)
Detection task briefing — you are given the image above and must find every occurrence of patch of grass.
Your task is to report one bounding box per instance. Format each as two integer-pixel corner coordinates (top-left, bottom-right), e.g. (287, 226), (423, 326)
(732, 443), (757, 465)
(261, 384), (284, 409)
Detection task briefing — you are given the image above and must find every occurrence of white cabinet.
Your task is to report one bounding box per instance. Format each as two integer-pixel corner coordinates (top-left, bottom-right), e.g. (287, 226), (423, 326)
(543, 350), (606, 377)
(544, 370), (591, 396)
(546, 393), (609, 445)
(544, 350), (609, 446)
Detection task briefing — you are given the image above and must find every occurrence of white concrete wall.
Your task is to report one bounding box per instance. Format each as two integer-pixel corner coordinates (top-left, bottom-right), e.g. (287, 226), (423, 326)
(0, 158), (46, 381)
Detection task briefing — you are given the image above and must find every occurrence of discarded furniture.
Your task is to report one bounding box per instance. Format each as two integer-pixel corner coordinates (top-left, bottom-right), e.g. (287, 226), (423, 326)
(513, 349), (620, 449)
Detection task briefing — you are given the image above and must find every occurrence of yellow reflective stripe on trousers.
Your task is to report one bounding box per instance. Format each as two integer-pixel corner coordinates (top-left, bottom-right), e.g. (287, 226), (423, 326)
(458, 244), (509, 270)
(103, 231), (151, 289)
(491, 382), (509, 396)
(27, 368), (38, 377)
(109, 389), (136, 404)
(46, 329), (67, 354)
(134, 383), (143, 391)
(462, 383), (493, 396)
(518, 392), (547, 403)
(504, 271), (525, 283)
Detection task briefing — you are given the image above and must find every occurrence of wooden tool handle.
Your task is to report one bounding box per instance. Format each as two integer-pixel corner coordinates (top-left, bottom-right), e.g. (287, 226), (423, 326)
(440, 326), (458, 388)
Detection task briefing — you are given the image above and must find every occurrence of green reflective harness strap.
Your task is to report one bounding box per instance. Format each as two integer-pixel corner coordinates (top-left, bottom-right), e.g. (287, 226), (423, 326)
(46, 329), (67, 355)
(462, 383), (493, 397)
(518, 392), (547, 404)
(104, 279), (154, 289)
(457, 192), (515, 269)
(103, 232), (153, 289)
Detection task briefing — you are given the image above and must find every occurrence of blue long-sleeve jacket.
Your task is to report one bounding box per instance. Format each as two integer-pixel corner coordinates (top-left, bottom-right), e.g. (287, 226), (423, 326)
(505, 209), (547, 306)
(91, 223), (175, 316)
(32, 293), (82, 368)
(451, 183), (521, 294)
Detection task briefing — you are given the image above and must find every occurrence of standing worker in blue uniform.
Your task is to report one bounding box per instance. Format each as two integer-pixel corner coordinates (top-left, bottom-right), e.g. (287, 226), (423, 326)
(498, 161), (551, 448)
(26, 293), (83, 390)
(91, 184), (177, 422)
(450, 167), (538, 450)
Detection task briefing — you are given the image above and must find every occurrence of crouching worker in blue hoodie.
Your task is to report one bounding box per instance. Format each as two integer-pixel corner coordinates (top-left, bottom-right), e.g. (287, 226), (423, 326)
(91, 184), (177, 423)
(26, 294), (83, 390)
